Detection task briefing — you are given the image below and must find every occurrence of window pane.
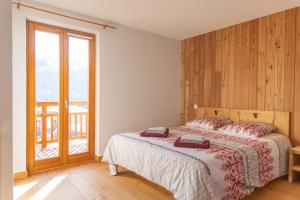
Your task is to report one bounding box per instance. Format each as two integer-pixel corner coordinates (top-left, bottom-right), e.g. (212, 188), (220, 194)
(68, 36), (89, 155)
(35, 30), (60, 160)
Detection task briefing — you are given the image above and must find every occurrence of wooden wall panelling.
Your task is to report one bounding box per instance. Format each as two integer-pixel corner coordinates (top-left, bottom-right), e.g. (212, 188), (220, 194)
(181, 7), (300, 144)
(188, 38), (195, 120)
(248, 20), (258, 109)
(241, 22), (250, 109)
(184, 39), (189, 122)
(180, 40), (185, 123)
(257, 16), (267, 110)
(284, 8), (296, 141)
(198, 36), (205, 108)
(265, 14), (276, 110)
(215, 71), (222, 107)
(215, 30), (222, 72)
(246, 20), (258, 109)
(233, 24), (243, 108)
(182, 39), (186, 122)
(294, 8), (300, 145)
(184, 80), (189, 122)
(274, 11), (285, 111)
(220, 28), (229, 108)
(227, 26), (235, 108)
(284, 9), (296, 112)
(204, 34), (212, 107)
(209, 32), (218, 107)
(193, 37), (200, 119)
(215, 30), (223, 108)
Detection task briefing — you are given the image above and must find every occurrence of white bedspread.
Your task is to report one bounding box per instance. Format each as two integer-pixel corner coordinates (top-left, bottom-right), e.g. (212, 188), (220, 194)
(102, 126), (291, 200)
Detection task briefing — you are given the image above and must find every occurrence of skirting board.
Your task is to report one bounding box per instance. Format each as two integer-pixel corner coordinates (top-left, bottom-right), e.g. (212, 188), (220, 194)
(95, 155), (102, 162)
(14, 157), (101, 181)
(14, 171), (28, 181)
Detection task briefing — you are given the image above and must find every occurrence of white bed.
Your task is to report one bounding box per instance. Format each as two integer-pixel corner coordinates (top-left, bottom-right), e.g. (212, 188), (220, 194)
(102, 108), (292, 200)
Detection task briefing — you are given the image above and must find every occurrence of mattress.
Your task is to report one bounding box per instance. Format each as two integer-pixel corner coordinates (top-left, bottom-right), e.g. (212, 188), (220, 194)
(102, 126), (291, 200)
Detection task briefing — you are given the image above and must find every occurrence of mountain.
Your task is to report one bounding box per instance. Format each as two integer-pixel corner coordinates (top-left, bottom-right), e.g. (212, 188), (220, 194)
(36, 54), (88, 102)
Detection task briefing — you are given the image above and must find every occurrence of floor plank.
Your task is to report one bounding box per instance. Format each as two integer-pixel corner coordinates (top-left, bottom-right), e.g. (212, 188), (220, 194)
(14, 162), (300, 200)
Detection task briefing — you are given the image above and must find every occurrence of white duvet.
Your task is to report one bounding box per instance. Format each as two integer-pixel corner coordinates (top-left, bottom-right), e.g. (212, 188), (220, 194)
(102, 126), (291, 200)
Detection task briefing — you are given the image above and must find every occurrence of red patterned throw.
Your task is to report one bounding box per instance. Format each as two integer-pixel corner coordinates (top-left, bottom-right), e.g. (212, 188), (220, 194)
(170, 126), (275, 199)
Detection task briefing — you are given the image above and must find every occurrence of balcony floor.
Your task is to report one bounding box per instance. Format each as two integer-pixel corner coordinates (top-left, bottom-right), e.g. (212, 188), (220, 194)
(35, 138), (88, 160)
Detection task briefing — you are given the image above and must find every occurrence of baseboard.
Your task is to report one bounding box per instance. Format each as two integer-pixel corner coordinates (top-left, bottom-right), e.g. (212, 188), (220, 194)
(14, 171), (28, 181)
(95, 155), (102, 162)
(16, 157), (101, 179)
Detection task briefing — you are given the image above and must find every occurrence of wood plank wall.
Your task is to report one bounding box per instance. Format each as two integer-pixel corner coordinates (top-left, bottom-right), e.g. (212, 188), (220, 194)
(181, 7), (300, 145)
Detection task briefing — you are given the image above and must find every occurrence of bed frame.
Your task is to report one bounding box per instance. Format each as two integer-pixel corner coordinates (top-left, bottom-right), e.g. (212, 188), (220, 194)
(197, 107), (290, 137)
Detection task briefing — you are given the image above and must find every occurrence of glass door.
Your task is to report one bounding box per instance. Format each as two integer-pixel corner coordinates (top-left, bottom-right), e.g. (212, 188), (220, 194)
(35, 30), (61, 160)
(27, 22), (64, 172)
(64, 31), (95, 164)
(27, 21), (95, 173)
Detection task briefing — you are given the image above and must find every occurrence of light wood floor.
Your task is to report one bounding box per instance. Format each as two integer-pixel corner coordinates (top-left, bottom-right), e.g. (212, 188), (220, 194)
(14, 162), (300, 200)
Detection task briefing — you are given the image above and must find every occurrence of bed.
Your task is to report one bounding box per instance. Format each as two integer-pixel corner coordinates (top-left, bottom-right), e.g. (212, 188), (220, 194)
(102, 108), (292, 200)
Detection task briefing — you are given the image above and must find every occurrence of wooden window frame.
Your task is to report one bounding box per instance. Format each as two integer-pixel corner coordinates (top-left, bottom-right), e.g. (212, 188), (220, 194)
(27, 21), (95, 173)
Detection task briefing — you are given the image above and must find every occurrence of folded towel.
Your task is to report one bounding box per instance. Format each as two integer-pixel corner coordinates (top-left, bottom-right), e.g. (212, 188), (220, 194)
(145, 130), (166, 134)
(174, 137), (210, 149)
(179, 139), (206, 144)
(147, 127), (167, 132)
(181, 135), (204, 142)
(140, 128), (169, 138)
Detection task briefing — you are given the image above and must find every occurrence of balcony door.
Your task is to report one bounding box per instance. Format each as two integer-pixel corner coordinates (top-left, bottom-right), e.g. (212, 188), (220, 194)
(27, 21), (95, 173)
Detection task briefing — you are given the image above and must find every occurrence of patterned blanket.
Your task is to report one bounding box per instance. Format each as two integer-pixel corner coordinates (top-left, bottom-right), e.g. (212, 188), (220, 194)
(102, 126), (291, 200)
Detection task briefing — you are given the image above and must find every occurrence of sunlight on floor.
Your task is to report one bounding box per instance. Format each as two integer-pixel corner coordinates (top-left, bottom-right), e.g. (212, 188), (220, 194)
(14, 175), (66, 200)
(14, 181), (38, 199)
(31, 175), (66, 200)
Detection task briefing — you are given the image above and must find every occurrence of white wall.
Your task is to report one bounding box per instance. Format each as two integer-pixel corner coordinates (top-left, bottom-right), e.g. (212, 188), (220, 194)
(99, 25), (181, 153)
(0, 0), (13, 199)
(13, 2), (180, 173)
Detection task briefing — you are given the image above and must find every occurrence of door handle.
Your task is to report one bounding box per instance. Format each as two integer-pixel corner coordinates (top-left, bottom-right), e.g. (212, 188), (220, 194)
(64, 99), (69, 110)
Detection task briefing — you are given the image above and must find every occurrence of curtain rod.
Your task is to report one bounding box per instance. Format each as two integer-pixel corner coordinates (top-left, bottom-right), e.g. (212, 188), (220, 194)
(12, 1), (117, 30)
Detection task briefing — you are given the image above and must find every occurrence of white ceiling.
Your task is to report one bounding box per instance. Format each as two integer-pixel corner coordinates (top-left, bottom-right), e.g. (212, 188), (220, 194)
(29, 0), (300, 40)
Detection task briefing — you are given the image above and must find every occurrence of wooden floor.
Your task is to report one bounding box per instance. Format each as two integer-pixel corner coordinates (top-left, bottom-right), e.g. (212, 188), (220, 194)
(14, 162), (300, 200)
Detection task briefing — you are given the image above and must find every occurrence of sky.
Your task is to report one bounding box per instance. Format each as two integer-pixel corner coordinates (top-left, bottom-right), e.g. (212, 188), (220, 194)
(35, 30), (89, 102)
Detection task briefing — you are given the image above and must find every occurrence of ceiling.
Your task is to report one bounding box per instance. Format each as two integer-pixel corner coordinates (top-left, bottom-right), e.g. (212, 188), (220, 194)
(29, 0), (300, 40)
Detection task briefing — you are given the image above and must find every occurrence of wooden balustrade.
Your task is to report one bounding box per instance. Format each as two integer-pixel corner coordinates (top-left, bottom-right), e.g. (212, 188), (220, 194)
(36, 102), (88, 149)
(69, 112), (88, 139)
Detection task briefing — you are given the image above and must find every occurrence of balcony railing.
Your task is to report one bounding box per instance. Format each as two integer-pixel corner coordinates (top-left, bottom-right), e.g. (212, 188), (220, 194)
(36, 102), (88, 149)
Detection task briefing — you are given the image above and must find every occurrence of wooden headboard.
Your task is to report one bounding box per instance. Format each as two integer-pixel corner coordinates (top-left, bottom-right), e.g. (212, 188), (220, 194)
(197, 107), (290, 137)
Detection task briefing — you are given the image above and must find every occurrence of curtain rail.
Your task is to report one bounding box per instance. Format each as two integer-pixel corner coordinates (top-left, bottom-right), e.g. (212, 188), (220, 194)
(12, 1), (117, 30)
